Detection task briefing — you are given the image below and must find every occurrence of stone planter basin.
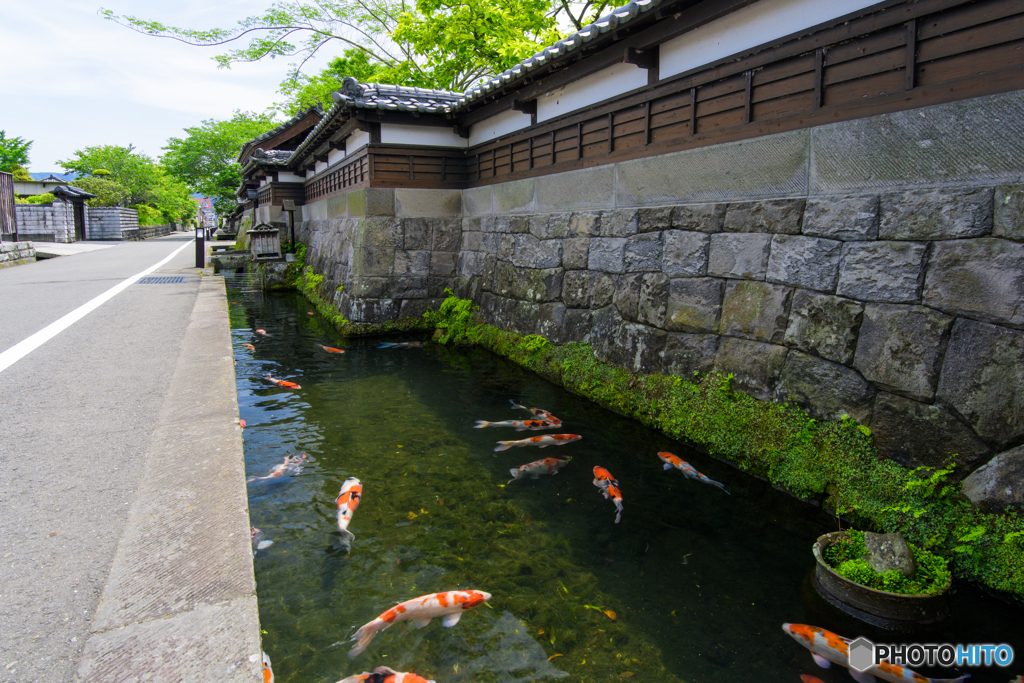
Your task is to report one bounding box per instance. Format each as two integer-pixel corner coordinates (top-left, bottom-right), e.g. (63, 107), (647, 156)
(812, 532), (950, 632)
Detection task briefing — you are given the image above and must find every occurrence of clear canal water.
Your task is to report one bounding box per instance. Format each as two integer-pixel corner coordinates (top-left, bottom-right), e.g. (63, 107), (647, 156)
(230, 289), (1023, 683)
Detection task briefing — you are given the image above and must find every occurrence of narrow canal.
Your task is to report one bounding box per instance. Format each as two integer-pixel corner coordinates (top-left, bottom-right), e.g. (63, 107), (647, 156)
(231, 289), (1022, 683)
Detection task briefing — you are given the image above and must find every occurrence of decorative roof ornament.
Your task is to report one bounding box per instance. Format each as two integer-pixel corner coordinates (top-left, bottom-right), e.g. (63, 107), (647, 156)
(341, 77), (365, 99)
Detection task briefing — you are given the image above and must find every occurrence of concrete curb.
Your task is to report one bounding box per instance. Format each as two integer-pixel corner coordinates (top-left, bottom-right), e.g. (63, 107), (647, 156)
(75, 276), (262, 682)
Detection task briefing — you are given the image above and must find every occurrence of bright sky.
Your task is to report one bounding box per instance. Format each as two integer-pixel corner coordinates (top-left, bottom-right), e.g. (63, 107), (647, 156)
(1, 0), (338, 172)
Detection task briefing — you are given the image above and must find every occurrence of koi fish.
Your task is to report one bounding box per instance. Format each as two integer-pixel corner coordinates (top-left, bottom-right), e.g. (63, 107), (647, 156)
(349, 590), (491, 658)
(801, 676), (827, 683)
(262, 651), (274, 683)
(494, 434), (581, 451)
(509, 400), (562, 425)
(657, 451), (730, 494)
(508, 457), (571, 483)
(593, 466), (623, 523)
(251, 527), (273, 555)
(336, 477), (362, 545)
(319, 344), (346, 354)
(377, 341), (425, 348)
(247, 454), (308, 483)
(475, 419), (560, 431)
(337, 666), (435, 683)
(243, 343), (256, 351)
(265, 374), (301, 389)
(239, 419), (246, 428)
(782, 624), (970, 683)
(256, 329), (269, 336)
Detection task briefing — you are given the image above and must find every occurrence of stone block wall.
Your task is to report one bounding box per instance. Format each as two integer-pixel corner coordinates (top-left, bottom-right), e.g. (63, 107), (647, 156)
(0, 241), (35, 268)
(296, 188), (464, 323)
(456, 187), (1024, 478)
(88, 207), (138, 240)
(15, 201), (75, 242)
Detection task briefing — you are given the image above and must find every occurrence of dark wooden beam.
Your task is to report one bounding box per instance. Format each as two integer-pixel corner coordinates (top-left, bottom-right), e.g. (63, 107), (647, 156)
(624, 46), (657, 70)
(905, 18), (917, 90)
(454, 125), (470, 139)
(329, 138), (346, 153)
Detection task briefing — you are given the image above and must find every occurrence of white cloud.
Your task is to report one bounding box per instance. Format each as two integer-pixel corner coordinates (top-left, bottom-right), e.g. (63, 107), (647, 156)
(0, 0), (338, 168)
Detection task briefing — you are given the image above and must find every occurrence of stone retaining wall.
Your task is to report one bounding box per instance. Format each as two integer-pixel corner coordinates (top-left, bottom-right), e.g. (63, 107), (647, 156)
(88, 207), (138, 240)
(139, 224), (175, 240)
(295, 89), (1024, 490)
(0, 241), (35, 268)
(15, 202), (75, 243)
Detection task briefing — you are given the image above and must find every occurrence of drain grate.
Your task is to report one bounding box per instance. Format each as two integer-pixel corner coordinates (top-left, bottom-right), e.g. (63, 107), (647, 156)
(137, 276), (186, 284)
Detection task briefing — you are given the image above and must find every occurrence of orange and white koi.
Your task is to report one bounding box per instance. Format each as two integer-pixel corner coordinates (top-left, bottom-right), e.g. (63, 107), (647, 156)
(239, 419), (246, 428)
(265, 373), (301, 389)
(251, 527), (273, 555)
(262, 651), (274, 683)
(494, 434), (580, 452)
(243, 343), (256, 351)
(592, 466), (623, 523)
(509, 400), (562, 425)
(657, 451), (730, 495)
(508, 456), (571, 483)
(782, 624), (970, 683)
(475, 418), (560, 431)
(377, 341), (425, 348)
(337, 666), (435, 683)
(247, 454), (308, 483)
(319, 344), (345, 354)
(256, 329), (269, 336)
(349, 590), (491, 658)
(336, 477), (362, 545)
(801, 676), (827, 683)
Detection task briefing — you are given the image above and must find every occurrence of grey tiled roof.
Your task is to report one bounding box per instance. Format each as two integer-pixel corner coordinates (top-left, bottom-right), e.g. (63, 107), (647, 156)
(456, 0), (663, 108)
(51, 185), (96, 199)
(236, 104), (323, 163)
(331, 77), (463, 114)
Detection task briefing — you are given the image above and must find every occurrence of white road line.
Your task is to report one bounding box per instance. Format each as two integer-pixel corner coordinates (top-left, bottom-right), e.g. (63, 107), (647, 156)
(0, 240), (195, 374)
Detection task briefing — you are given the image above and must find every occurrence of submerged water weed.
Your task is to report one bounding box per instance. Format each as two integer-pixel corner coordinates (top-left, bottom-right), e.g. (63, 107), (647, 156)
(822, 530), (951, 595)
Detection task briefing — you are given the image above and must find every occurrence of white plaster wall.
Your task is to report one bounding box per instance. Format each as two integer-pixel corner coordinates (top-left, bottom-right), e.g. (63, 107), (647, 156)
(381, 124), (469, 148)
(315, 160), (328, 174)
(468, 108), (534, 146)
(328, 148), (346, 165)
(537, 62), (648, 122)
(347, 130), (371, 153)
(660, 0), (881, 79)
(260, 178), (268, 187)
(277, 171), (304, 183)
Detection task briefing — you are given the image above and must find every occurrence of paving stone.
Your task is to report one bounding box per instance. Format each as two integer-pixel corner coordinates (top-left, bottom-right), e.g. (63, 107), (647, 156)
(512, 234), (562, 269)
(352, 248), (394, 277)
(871, 392), (991, 473)
(836, 241), (926, 303)
(775, 351), (875, 423)
(509, 216), (530, 234)
(429, 252), (457, 277)
(663, 333), (720, 379)
(765, 234), (842, 293)
(994, 185), (1024, 242)
(707, 233), (772, 280)
(665, 277), (725, 334)
(961, 445), (1024, 512)
(611, 322), (667, 374)
(922, 238), (1024, 329)
(802, 194), (879, 241)
(458, 251), (486, 278)
(720, 280), (793, 344)
(536, 302), (567, 343)
(638, 273), (669, 328)
(936, 318), (1024, 447)
(879, 188), (993, 240)
(853, 304), (954, 402)
(624, 232), (664, 272)
(714, 337), (789, 401)
(613, 273), (643, 322)
(431, 218), (462, 251)
(783, 290), (864, 365)
(588, 237), (628, 273)
(461, 231), (482, 251)
(359, 217), (403, 248)
(562, 237), (590, 270)
(662, 230), (710, 277)
(671, 203), (727, 233)
(498, 234), (515, 261)
(723, 199), (805, 234)
(533, 212), (571, 239)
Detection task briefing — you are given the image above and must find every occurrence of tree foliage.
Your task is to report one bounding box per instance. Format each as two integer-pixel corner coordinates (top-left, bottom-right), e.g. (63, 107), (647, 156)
(161, 110), (278, 214)
(0, 131), (32, 173)
(10, 165), (32, 181)
(102, 0), (569, 95)
(71, 175), (131, 207)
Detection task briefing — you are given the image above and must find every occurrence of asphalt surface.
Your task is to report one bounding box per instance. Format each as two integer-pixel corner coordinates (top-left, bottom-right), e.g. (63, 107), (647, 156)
(0, 235), (260, 682)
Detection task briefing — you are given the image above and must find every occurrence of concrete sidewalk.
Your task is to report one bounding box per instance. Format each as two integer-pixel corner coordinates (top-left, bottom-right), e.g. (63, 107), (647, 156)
(0, 237), (261, 682)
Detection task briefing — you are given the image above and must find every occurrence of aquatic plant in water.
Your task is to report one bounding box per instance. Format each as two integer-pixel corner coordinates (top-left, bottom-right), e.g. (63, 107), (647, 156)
(822, 529), (951, 595)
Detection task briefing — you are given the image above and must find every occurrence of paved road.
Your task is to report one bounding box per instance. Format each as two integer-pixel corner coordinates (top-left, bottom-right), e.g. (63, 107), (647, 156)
(0, 235), (260, 682)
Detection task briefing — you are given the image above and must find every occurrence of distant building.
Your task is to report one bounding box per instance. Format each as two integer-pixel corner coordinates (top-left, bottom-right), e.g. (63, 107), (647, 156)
(192, 196), (216, 228)
(13, 173), (72, 198)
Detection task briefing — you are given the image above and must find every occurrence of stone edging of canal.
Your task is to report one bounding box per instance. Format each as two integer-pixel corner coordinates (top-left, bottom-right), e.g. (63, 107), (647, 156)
(74, 275), (262, 682)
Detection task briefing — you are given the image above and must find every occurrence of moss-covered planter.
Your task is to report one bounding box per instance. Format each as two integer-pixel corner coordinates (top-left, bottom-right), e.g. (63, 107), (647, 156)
(812, 532), (951, 631)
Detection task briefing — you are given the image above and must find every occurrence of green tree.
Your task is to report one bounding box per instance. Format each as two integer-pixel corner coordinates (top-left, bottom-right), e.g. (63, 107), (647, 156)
(0, 131), (32, 173)
(10, 165), (32, 181)
(161, 111), (279, 215)
(102, 0), (565, 93)
(149, 167), (198, 221)
(71, 175), (132, 207)
(276, 48), (384, 115)
(59, 145), (158, 206)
